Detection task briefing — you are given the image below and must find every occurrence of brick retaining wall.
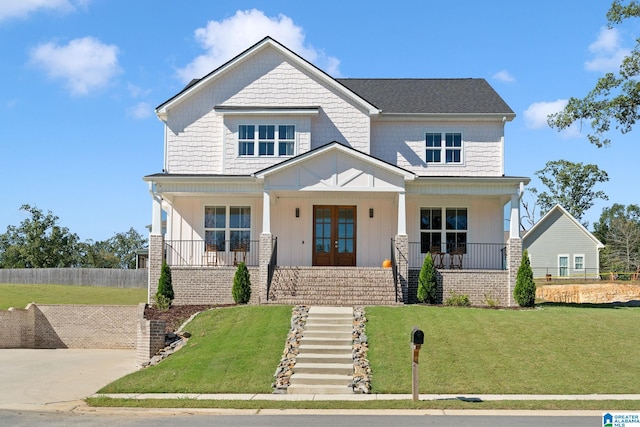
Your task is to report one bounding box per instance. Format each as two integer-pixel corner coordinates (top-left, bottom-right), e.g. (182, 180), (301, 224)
(170, 266), (260, 305)
(408, 269), (510, 306)
(0, 303), (139, 349)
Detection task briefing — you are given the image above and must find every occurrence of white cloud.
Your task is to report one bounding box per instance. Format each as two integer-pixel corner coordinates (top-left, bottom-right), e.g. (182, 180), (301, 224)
(492, 70), (515, 83)
(0, 0), (87, 22)
(585, 27), (631, 73)
(523, 99), (581, 137)
(127, 82), (151, 99)
(176, 9), (341, 83)
(30, 37), (121, 95)
(127, 102), (152, 119)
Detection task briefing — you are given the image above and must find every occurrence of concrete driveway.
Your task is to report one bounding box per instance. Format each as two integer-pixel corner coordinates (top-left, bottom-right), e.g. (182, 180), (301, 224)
(0, 349), (138, 411)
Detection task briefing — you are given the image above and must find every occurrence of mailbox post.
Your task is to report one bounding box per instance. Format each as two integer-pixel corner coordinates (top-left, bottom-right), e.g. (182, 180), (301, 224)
(411, 327), (424, 401)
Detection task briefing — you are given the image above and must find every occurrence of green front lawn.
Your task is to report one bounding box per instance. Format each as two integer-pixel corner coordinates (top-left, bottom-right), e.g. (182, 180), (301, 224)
(98, 303), (640, 397)
(0, 283), (147, 309)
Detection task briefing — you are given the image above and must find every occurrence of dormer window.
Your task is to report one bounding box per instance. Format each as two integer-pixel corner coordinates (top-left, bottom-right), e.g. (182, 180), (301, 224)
(426, 132), (463, 164)
(239, 124), (296, 157)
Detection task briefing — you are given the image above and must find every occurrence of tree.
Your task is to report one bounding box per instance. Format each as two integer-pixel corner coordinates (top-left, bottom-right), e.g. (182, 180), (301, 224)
(104, 228), (148, 269)
(232, 262), (252, 304)
(530, 160), (609, 225)
(0, 204), (80, 268)
(593, 204), (640, 273)
(514, 249), (536, 307)
(548, 1), (640, 147)
(417, 253), (438, 304)
(155, 262), (174, 309)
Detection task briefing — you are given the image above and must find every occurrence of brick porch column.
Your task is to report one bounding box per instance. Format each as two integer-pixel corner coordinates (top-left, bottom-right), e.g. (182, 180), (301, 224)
(395, 234), (409, 304)
(148, 234), (164, 304)
(258, 233), (273, 305)
(507, 237), (522, 307)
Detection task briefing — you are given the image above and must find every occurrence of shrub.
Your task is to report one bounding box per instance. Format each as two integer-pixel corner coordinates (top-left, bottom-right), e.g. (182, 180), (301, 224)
(156, 262), (174, 304)
(484, 293), (499, 307)
(232, 262), (252, 304)
(514, 249), (536, 307)
(417, 253), (438, 304)
(445, 291), (470, 307)
(154, 294), (171, 311)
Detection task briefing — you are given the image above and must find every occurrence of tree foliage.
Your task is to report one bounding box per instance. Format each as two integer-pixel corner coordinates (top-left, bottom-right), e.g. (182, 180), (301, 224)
(417, 253), (438, 304)
(594, 204), (640, 273)
(548, 0), (640, 147)
(0, 205), (147, 269)
(0, 204), (80, 268)
(529, 160), (609, 225)
(514, 249), (536, 308)
(155, 262), (174, 309)
(232, 262), (252, 304)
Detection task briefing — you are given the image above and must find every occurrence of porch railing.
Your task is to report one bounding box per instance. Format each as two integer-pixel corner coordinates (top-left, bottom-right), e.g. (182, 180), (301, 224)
(408, 242), (506, 270)
(164, 240), (259, 267)
(266, 237), (278, 301)
(390, 238), (399, 303)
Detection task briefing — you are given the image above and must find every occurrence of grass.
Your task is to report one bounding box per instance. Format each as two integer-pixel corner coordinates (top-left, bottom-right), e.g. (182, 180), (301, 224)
(0, 283), (147, 309)
(89, 303), (640, 410)
(367, 305), (640, 394)
(85, 397), (640, 411)
(99, 305), (292, 394)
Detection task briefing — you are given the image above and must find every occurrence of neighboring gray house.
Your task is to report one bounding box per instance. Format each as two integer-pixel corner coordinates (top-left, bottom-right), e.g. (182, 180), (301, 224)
(523, 204), (604, 279)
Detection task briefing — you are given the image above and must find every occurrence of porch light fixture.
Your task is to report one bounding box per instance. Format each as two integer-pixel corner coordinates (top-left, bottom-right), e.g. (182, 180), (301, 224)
(369, 208), (374, 218)
(295, 207), (300, 218)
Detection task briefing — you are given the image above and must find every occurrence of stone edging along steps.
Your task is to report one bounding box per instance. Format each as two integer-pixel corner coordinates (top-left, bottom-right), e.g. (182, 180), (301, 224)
(272, 306), (371, 394)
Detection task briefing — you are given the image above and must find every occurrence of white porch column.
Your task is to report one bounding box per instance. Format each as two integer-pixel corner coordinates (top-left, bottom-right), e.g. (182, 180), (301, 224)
(150, 185), (162, 236)
(262, 191), (271, 234)
(509, 194), (520, 238)
(397, 191), (407, 236)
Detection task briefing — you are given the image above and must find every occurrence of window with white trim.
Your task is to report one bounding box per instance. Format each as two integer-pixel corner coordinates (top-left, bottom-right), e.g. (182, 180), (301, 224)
(420, 207), (467, 253)
(574, 254), (585, 271)
(558, 255), (569, 277)
(239, 124), (295, 157)
(204, 206), (251, 251)
(425, 132), (463, 164)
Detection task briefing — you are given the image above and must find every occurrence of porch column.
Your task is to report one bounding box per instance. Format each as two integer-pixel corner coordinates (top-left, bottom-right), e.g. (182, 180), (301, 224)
(259, 191), (272, 304)
(148, 184), (164, 305)
(507, 237), (522, 307)
(262, 191), (271, 234)
(509, 194), (520, 238)
(397, 191), (407, 236)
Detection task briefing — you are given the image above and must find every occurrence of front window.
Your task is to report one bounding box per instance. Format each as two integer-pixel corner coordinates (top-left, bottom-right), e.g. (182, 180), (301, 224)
(420, 208), (442, 253)
(425, 132), (462, 164)
(445, 208), (467, 253)
(204, 206), (251, 251)
(239, 124), (295, 157)
(230, 206), (251, 250)
(426, 133), (441, 163)
(204, 206), (226, 251)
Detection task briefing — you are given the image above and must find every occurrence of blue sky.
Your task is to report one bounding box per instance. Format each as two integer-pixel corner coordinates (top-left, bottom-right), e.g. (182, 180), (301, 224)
(1, 0), (637, 242)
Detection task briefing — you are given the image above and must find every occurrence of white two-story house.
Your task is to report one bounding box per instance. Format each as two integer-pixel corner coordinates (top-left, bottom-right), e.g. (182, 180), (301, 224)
(144, 37), (529, 306)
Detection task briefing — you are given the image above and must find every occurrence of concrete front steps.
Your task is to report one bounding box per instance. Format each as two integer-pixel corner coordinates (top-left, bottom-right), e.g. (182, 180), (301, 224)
(287, 307), (354, 394)
(267, 267), (398, 305)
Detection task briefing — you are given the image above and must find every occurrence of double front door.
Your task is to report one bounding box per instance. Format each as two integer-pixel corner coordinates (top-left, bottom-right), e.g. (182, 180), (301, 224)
(312, 205), (356, 266)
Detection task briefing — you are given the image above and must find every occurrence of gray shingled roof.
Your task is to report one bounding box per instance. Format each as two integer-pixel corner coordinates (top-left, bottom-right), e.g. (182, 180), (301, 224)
(336, 78), (514, 115)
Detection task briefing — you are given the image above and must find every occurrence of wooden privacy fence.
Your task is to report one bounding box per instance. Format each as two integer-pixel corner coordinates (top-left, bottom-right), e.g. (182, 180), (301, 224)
(0, 268), (147, 288)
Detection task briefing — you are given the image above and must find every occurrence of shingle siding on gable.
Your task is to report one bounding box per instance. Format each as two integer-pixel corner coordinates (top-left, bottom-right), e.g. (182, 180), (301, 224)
(164, 48), (371, 174)
(370, 121), (504, 176)
(525, 210), (599, 277)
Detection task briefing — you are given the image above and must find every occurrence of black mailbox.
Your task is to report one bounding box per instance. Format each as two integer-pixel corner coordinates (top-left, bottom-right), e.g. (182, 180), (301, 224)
(411, 328), (424, 345)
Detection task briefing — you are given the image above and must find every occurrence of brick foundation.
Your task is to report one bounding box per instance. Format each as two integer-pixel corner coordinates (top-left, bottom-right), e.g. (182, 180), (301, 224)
(408, 269), (510, 306)
(170, 266), (260, 305)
